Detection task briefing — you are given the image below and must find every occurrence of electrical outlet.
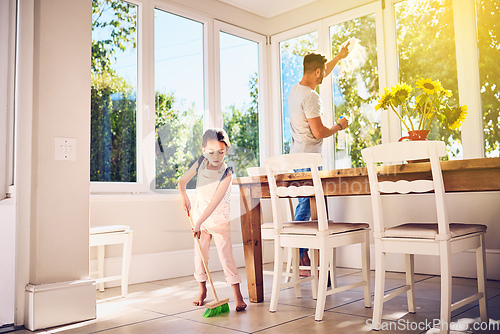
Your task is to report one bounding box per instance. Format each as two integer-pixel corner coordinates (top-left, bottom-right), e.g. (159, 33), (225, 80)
(55, 137), (76, 161)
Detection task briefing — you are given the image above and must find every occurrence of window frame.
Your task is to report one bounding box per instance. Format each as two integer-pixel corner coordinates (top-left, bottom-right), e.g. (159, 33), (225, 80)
(90, 0), (147, 193)
(384, 0), (484, 158)
(270, 21), (322, 159)
(214, 20), (269, 167)
(270, 3), (385, 169)
(150, 3), (211, 193)
(90, 0), (269, 194)
(0, 0), (17, 201)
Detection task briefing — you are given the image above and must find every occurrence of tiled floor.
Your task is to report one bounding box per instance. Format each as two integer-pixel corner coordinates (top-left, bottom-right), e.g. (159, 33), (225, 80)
(9, 265), (500, 333)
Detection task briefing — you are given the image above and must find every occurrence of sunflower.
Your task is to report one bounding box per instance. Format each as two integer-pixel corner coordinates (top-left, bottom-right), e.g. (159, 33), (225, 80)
(442, 88), (453, 98)
(391, 83), (412, 106)
(416, 77), (441, 95)
(449, 105), (468, 130)
(375, 87), (394, 110)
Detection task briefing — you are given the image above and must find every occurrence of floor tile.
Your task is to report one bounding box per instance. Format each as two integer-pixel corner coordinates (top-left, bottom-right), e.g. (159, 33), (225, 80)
(175, 300), (314, 333)
(7, 268), (499, 334)
(45, 301), (163, 334)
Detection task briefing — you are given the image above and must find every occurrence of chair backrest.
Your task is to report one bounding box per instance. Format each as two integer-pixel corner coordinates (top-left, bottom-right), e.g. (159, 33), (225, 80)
(361, 141), (449, 237)
(247, 166), (295, 221)
(264, 153), (328, 232)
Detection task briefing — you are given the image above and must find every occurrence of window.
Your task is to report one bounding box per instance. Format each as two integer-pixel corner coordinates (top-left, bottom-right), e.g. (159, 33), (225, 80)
(0, 0), (16, 200)
(394, 0), (462, 159)
(154, 9), (205, 190)
(477, 0), (500, 157)
(219, 31), (260, 176)
(329, 13), (381, 168)
(279, 32), (318, 154)
(91, 0), (138, 182)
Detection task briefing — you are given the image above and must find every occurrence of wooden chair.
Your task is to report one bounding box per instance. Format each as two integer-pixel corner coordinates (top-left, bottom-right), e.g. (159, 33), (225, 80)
(90, 225), (133, 298)
(265, 153), (371, 321)
(361, 141), (488, 333)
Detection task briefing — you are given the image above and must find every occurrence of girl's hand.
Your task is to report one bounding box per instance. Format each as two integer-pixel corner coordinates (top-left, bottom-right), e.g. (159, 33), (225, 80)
(182, 197), (191, 214)
(192, 223), (202, 239)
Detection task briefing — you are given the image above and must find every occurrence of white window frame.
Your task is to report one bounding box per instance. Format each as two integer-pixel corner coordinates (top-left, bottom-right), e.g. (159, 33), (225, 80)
(90, 0), (148, 193)
(0, 0), (17, 201)
(270, 21), (322, 159)
(321, 2), (386, 169)
(270, 2), (385, 169)
(213, 20), (269, 165)
(91, 1), (270, 193)
(384, 0), (484, 158)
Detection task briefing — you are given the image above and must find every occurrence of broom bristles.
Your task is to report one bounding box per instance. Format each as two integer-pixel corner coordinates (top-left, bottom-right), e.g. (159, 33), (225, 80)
(203, 298), (230, 317)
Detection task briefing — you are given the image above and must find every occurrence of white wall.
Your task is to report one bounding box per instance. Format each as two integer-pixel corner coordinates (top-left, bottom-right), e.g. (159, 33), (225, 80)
(28, 0), (91, 284)
(90, 190), (500, 287)
(14, 0), (94, 328)
(7, 0), (499, 328)
(0, 199), (15, 325)
(172, 0), (373, 36)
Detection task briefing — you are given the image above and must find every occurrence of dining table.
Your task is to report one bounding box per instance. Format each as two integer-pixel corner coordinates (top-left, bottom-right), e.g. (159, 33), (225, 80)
(233, 157), (500, 303)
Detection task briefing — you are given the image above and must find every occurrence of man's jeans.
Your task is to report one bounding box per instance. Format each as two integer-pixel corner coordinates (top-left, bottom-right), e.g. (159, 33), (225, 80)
(294, 168), (311, 258)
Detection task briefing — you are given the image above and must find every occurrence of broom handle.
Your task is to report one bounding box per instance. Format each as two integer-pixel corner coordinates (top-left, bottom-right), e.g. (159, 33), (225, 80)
(187, 211), (220, 302)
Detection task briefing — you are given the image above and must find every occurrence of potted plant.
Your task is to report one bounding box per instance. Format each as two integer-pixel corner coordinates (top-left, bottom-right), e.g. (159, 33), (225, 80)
(375, 77), (468, 141)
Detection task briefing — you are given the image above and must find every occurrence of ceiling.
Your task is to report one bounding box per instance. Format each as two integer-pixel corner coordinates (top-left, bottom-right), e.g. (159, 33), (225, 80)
(216, 0), (319, 18)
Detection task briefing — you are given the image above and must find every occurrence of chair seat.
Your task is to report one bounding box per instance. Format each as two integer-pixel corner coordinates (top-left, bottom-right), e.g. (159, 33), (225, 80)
(384, 223), (487, 240)
(278, 220), (369, 235)
(262, 221), (312, 240)
(261, 221), (312, 229)
(90, 225), (131, 235)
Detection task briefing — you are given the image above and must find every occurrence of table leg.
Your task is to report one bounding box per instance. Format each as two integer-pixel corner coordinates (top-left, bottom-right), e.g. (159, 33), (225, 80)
(239, 184), (263, 303)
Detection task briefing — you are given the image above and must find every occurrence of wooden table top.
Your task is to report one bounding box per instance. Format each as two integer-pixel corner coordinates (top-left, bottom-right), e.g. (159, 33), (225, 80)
(234, 157), (500, 197)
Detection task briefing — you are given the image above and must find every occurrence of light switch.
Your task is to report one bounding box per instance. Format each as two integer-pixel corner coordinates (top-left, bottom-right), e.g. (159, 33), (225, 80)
(55, 137), (76, 161)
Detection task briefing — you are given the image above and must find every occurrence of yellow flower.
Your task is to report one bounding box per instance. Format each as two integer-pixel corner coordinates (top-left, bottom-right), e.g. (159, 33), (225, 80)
(449, 105), (468, 130)
(442, 88), (452, 98)
(416, 77), (441, 95)
(391, 83), (412, 106)
(375, 87), (393, 110)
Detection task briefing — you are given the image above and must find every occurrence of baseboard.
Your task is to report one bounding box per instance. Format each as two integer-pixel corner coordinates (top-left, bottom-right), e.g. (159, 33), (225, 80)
(25, 279), (96, 331)
(91, 242), (499, 289)
(91, 243), (247, 287)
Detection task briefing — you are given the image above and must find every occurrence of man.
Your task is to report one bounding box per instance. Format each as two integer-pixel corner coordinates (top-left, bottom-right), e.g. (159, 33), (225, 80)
(288, 46), (350, 275)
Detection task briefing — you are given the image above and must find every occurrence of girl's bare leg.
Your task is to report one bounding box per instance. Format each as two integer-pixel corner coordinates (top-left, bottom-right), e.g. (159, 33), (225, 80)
(193, 281), (207, 306)
(232, 283), (247, 311)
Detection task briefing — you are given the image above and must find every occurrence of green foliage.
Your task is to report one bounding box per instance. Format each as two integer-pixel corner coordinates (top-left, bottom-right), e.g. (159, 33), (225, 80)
(330, 13), (381, 167)
(395, 0), (461, 157)
(91, 0), (138, 182)
(477, 0), (500, 156)
(155, 92), (203, 189)
(223, 73), (260, 177)
(90, 71), (136, 182)
(92, 0), (137, 75)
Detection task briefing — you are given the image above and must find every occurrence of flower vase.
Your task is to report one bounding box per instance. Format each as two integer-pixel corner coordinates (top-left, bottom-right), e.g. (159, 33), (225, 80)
(398, 129), (430, 142)
(398, 130), (431, 163)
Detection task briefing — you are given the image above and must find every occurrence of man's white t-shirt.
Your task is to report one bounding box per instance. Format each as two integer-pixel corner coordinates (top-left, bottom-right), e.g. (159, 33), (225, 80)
(288, 83), (323, 153)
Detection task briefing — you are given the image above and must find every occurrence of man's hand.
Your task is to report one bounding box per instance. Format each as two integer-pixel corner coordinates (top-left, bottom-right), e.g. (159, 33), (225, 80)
(337, 116), (349, 130)
(338, 41), (350, 60)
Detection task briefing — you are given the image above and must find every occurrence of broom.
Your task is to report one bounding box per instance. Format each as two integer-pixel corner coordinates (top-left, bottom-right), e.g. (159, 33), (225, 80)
(187, 210), (230, 317)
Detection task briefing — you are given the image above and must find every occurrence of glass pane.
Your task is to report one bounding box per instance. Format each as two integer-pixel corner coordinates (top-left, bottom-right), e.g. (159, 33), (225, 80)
(330, 13), (381, 168)
(395, 0), (462, 159)
(280, 32), (318, 154)
(220, 32), (260, 177)
(154, 10), (204, 189)
(91, 0), (138, 182)
(477, 0), (500, 157)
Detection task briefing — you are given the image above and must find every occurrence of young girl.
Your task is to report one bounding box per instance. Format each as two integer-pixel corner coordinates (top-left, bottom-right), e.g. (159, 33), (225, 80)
(178, 128), (247, 312)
